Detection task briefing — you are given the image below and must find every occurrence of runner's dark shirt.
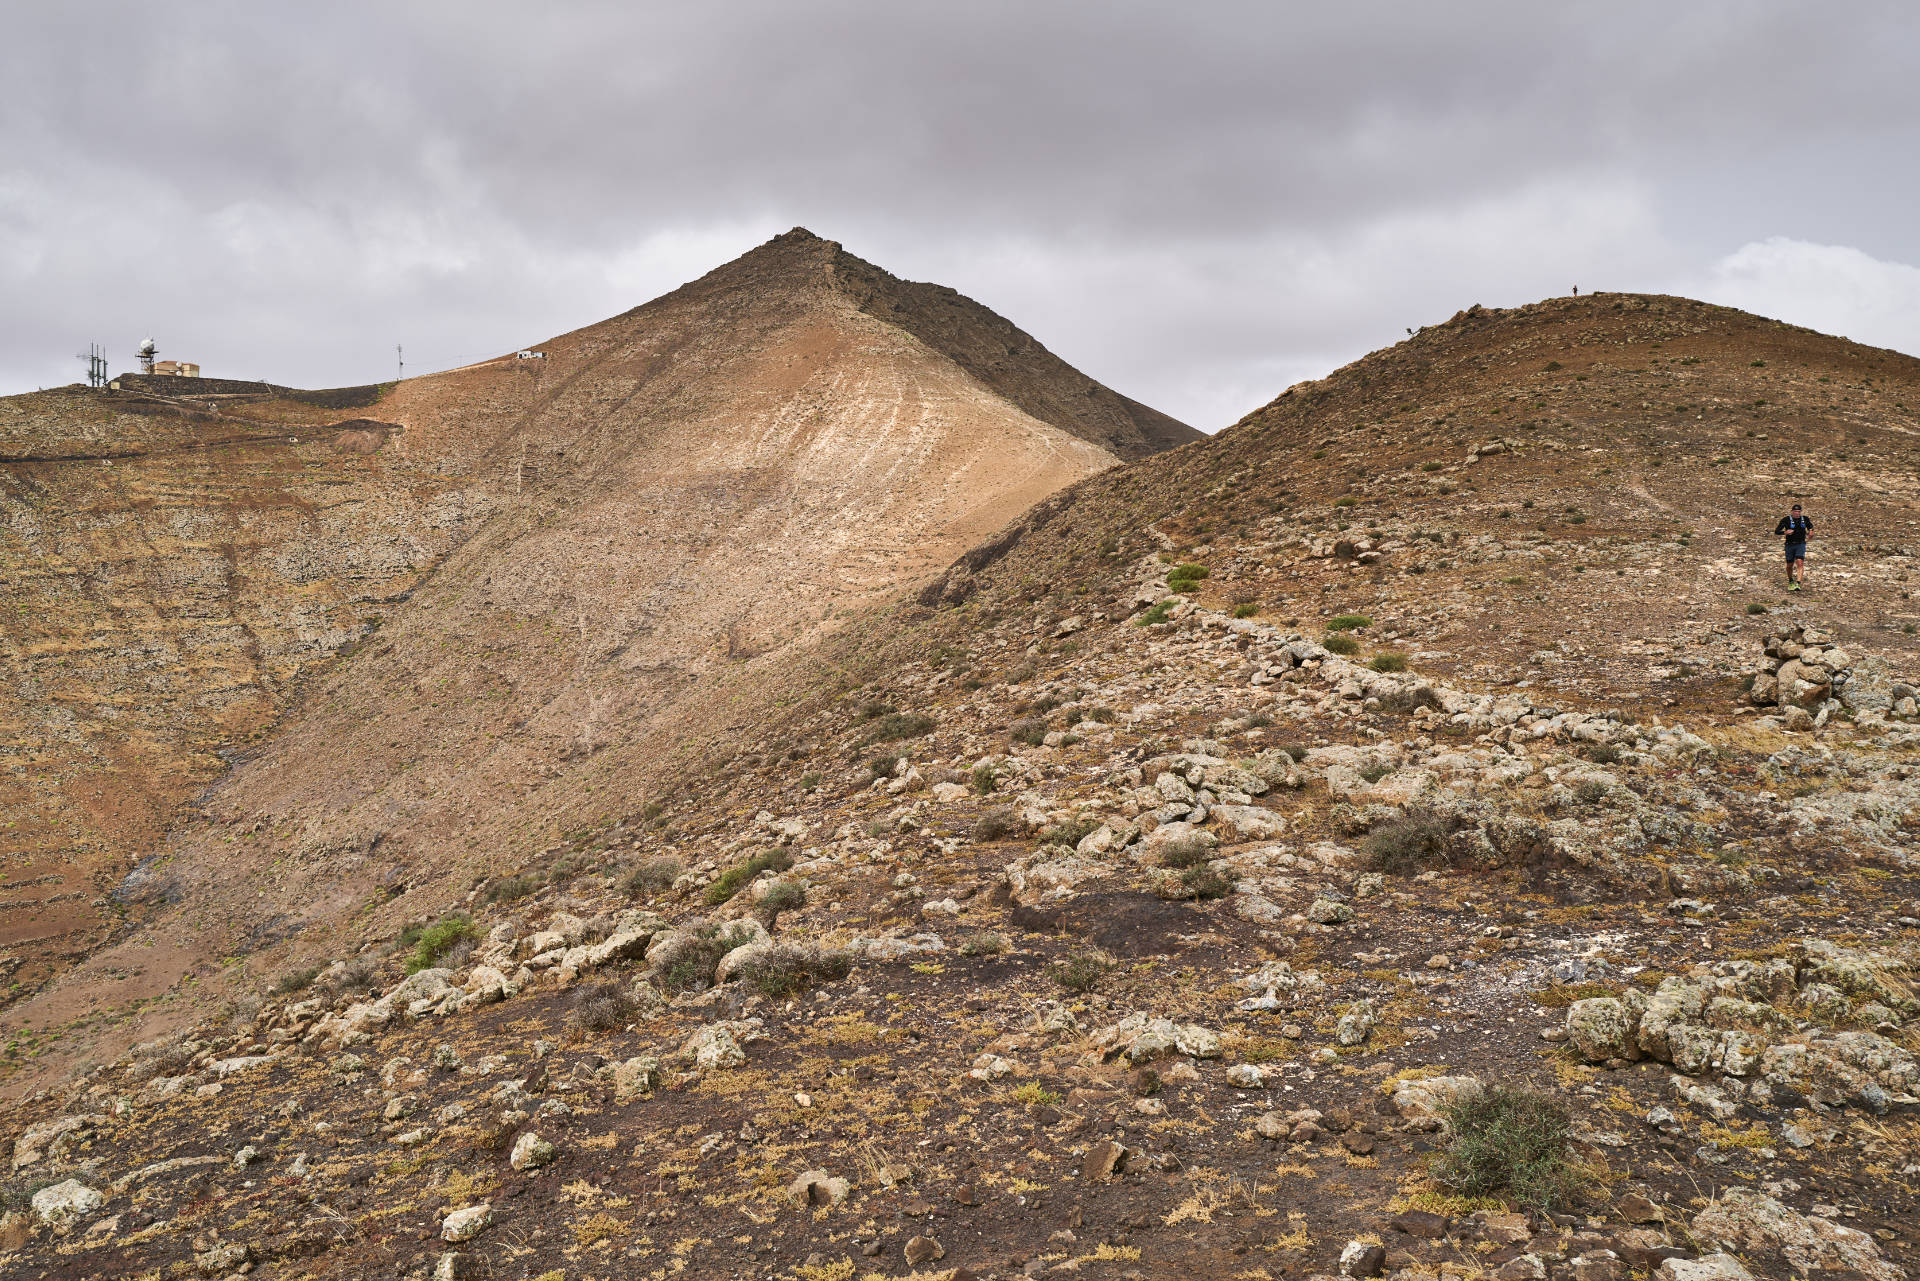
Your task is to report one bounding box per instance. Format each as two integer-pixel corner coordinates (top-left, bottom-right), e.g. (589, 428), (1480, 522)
(1774, 514), (1812, 549)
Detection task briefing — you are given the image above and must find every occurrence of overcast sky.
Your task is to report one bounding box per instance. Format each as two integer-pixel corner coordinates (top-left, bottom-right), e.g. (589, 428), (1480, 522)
(5, 1), (1918, 429)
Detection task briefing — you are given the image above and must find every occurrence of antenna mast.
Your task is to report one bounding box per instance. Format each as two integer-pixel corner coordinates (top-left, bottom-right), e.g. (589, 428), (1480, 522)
(75, 343), (109, 389)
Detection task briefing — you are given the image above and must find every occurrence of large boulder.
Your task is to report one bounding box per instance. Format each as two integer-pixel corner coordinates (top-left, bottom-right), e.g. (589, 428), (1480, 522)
(1773, 660), (1830, 709)
(1209, 805), (1286, 841)
(1636, 979), (1706, 1063)
(1566, 997), (1638, 1062)
(682, 1023), (749, 1070)
(1839, 655), (1896, 714)
(1691, 1188), (1902, 1281)
(1004, 852), (1106, 906)
(1656, 1257), (1754, 1281)
(1390, 1074), (1481, 1127)
(30, 1180), (103, 1230)
(12, 1114), (104, 1170)
(612, 1055), (663, 1102)
(1091, 1012), (1221, 1063)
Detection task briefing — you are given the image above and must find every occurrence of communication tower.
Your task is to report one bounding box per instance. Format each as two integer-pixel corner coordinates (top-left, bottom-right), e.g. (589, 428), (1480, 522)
(137, 337), (157, 375)
(75, 344), (109, 389)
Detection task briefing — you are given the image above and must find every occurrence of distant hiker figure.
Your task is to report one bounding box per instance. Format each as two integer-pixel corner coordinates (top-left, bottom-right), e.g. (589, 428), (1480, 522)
(1572, 285), (1579, 296)
(1774, 503), (1812, 591)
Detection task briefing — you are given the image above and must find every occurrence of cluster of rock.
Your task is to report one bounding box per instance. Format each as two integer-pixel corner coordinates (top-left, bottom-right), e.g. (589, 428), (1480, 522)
(1562, 939), (1917, 1115)
(1745, 622), (1917, 729)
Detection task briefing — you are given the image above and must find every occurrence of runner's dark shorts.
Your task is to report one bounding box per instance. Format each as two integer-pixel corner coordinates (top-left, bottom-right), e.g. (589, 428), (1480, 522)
(1784, 541), (1807, 562)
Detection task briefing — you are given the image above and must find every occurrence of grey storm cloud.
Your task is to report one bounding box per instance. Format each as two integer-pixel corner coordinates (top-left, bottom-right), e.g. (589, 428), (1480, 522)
(5, 1), (1919, 428)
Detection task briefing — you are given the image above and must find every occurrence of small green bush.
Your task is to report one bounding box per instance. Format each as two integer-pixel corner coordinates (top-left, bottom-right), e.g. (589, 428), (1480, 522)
(1323, 633), (1360, 656)
(1327, 614), (1372, 631)
(740, 944), (852, 998)
(1138, 599), (1175, 626)
(271, 965), (322, 996)
(1582, 743), (1622, 765)
(1421, 462), (1444, 472)
(1049, 950), (1114, 994)
(1364, 809), (1454, 874)
(798, 771), (822, 790)
(1358, 761), (1394, 784)
(1432, 1083), (1578, 1209)
(564, 981), (637, 1039)
(656, 942), (725, 995)
(620, 857), (684, 900)
(973, 807), (1020, 842)
(864, 711), (935, 742)
(1745, 603), (1767, 616)
(1232, 602), (1259, 619)
(970, 763), (1000, 795)
(1369, 652), (1408, 673)
(754, 880), (806, 925)
(1038, 816), (1100, 849)
(1333, 497), (1358, 508)
(1181, 865), (1233, 900)
(1379, 685), (1442, 715)
(1010, 717), (1048, 746)
(1158, 834), (1214, 868)
(405, 914), (479, 975)
(485, 873), (541, 905)
(705, 849), (794, 906)
(1167, 563), (1210, 592)
(958, 932), (1009, 956)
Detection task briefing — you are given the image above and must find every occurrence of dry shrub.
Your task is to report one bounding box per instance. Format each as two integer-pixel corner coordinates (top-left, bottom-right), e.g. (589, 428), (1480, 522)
(1432, 1083), (1579, 1209)
(1364, 808), (1455, 874)
(973, 807), (1020, 842)
(565, 981), (637, 1039)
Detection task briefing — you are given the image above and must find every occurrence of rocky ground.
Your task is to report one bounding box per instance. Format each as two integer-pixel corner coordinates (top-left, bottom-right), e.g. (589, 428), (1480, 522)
(2, 292), (1918, 1280)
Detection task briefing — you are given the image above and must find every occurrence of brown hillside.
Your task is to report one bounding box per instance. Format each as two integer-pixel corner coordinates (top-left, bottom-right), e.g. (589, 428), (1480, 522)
(0, 229), (1190, 1011)
(2, 293), (1916, 1281)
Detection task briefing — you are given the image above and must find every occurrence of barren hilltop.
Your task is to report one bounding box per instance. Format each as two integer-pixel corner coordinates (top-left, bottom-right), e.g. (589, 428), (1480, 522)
(0, 228), (1196, 1004)
(2, 283), (1919, 1281)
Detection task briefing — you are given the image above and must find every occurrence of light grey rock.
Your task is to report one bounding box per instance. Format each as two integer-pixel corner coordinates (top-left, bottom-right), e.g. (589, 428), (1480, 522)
(441, 1202), (493, 1242)
(509, 1131), (556, 1170)
(1636, 978), (1705, 1062)
(1691, 1187), (1902, 1281)
(1307, 897), (1354, 925)
(1566, 997), (1636, 1062)
(1656, 1257), (1754, 1281)
(30, 1179), (103, 1230)
(1335, 999), (1376, 1046)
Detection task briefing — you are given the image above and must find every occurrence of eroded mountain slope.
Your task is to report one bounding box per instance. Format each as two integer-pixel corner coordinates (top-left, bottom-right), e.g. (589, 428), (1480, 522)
(0, 389), (485, 989)
(0, 229), (1190, 1053)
